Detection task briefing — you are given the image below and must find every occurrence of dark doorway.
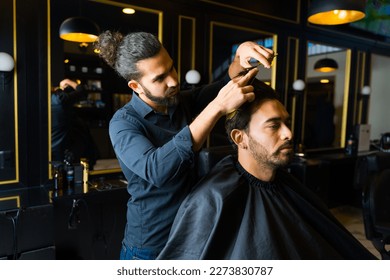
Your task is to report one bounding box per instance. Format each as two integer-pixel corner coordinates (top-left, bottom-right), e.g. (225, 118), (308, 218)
(304, 78), (336, 149)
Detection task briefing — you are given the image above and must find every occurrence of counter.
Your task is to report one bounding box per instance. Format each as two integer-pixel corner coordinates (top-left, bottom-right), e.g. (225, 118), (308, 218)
(0, 175), (129, 260)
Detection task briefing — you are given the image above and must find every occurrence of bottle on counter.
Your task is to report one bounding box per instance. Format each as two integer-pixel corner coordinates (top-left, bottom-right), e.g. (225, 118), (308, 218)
(80, 158), (89, 193)
(51, 161), (64, 191)
(63, 150), (75, 192)
(345, 134), (357, 156)
(65, 161), (74, 190)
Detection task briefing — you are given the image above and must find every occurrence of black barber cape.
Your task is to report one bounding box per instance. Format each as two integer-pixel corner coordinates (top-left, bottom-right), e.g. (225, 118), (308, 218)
(158, 155), (376, 260)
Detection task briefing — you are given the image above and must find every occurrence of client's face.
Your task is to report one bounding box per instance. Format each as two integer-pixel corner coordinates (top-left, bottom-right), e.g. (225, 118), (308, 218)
(246, 99), (293, 168)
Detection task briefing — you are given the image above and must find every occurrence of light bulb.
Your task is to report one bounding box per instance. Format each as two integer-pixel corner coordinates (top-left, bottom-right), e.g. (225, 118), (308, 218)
(361, 86), (371, 96)
(185, 70), (201, 85)
(292, 79), (305, 91)
(0, 52), (15, 71)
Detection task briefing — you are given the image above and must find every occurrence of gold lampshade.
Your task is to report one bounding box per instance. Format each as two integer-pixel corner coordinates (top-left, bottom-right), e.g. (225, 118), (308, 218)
(314, 58), (338, 72)
(59, 17), (100, 43)
(308, 0), (366, 25)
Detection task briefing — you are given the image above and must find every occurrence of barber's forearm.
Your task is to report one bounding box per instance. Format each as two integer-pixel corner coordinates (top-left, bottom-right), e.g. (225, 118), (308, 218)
(189, 100), (225, 151)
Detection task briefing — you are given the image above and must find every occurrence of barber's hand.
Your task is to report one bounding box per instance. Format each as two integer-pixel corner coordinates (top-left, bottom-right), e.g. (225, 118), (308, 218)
(214, 67), (258, 115)
(59, 79), (78, 90)
(235, 41), (276, 69)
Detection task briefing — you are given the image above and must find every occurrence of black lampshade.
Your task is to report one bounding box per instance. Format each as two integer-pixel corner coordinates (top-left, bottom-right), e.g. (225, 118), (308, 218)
(308, 0), (366, 25)
(59, 17), (100, 43)
(314, 58), (338, 72)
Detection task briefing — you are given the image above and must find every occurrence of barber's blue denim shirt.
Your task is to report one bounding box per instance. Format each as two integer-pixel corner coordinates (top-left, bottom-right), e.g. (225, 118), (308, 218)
(109, 77), (228, 253)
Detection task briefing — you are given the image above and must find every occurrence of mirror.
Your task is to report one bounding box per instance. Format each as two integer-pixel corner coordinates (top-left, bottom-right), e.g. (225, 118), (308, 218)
(49, 0), (163, 175)
(303, 41), (351, 150)
(368, 53), (390, 142)
(208, 21), (277, 146)
(0, 0), (18, 184)
(209, 21), (277, 88)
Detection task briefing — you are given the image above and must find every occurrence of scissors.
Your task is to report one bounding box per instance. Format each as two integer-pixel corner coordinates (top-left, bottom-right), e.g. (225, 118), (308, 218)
(236, 52), (278, 79)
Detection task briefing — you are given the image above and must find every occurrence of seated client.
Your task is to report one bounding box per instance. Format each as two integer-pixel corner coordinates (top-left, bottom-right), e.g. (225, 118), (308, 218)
(157, 78), (376, 260)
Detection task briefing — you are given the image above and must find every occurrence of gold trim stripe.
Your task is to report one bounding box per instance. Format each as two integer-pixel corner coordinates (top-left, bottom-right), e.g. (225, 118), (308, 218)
(0, 195), (21, 208)
(47, 0), (52, 179)
(1, 0), (19, 185)
(341, 49), (352, 148)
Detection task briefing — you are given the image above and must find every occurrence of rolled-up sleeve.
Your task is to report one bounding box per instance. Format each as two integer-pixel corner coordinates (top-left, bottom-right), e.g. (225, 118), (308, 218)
(110, 112), (195, 188)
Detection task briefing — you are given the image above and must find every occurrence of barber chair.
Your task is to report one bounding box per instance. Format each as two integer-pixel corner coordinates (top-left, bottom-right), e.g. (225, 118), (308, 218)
(360, 152), (390, 259)
(197, 145), (235, 179)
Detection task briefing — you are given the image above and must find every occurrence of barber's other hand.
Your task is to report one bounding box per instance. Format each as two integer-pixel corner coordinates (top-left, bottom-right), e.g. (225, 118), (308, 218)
(59, 79), (78, 90)
(235, 41), (276, 69)
(214, 67), (257, 115)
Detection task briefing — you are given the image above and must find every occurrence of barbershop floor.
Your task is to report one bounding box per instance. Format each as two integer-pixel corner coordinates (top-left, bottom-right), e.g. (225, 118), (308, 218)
(330, 205), (380, 259)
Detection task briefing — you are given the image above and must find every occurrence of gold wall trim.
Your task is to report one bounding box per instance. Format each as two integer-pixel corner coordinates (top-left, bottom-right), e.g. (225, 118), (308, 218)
(13, 0), (19, 183)
(341, 49), (352, 148)
(0, 195), (21, 208)
(201, 0), (300, 24)
(286, 37), (299, 135)
(47, 0), (52, 178)
(356, 51), (367, 124)
(89, 168), (122, 176)
(1, 0), (19, 185)
(178, 15), (196, 82)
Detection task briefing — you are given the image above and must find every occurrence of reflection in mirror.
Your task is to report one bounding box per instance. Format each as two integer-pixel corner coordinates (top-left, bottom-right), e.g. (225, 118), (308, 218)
(303, 42), (350, 150)
(49, 1), (162, 174)
(210, 22), (277, 88)
(208, 21), (277, 146)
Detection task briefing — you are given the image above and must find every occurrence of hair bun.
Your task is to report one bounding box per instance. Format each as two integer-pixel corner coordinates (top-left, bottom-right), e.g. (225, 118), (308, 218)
(94, 30), (123, 67)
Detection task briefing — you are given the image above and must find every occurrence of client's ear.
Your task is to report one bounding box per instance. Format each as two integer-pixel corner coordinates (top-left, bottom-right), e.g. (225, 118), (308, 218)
(230, 129), (248, 150)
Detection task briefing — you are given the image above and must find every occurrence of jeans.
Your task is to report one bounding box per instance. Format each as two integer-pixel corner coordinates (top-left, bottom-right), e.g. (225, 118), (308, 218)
(120, 242), (159, 260)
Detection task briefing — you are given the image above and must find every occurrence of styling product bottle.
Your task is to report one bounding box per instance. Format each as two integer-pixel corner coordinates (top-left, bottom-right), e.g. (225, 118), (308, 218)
(53, 165), (64, 191)
(65, 161), (74, 190)
(345, 134), (357, 156)
(63, 150), (75, 192)
(80, 158), (89, 193)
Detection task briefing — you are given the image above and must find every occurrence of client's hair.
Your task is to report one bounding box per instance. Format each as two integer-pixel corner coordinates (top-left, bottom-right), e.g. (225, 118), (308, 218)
(225, 77), (281, 149)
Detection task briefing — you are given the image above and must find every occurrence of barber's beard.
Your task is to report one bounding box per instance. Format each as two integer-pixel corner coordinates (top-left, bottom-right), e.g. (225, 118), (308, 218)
(248, 136), (293, 169)
(142, 84), (179, 107)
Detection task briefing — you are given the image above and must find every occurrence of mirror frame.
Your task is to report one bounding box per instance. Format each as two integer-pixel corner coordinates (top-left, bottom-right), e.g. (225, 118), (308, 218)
(209, 21), (277, 89)
(177, 15), (196, 85)
(355, 51), (368, 125)
(0, 0), (19, 185)
(285, 36), (300, 136)
(303, 41), (351, 150)
(47, 0), (163, 176)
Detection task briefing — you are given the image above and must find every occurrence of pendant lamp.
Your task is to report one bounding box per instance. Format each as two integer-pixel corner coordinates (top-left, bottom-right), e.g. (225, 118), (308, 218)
(59, 17), (100, 43)
(308, 0), (366, 25)
(314, 58), (338, 72)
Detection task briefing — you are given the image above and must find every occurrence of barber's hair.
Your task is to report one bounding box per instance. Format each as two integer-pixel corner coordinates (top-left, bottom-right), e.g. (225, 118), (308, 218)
(225, 77), (281, 149)
(94, 31), (162, 82)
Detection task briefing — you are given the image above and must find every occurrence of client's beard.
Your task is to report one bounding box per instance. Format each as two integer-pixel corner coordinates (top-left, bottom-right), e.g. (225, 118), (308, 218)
(248, 137), (293, 169)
